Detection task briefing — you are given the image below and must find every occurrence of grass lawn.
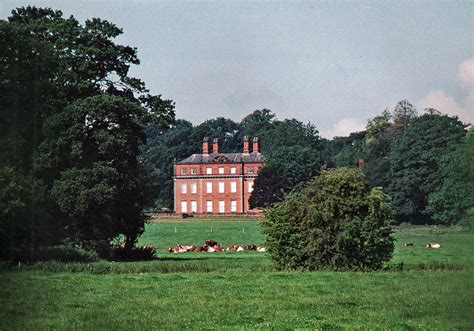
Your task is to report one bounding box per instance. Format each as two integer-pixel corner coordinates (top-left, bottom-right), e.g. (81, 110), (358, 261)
(1, 221), (473, 329)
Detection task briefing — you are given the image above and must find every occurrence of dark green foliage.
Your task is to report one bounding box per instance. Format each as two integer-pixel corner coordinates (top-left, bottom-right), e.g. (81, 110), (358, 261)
(248, 165), (291, 209)
(0, 6), (174, 260)
(110, 245), (158, 261)
(389, 114), (466, 223)
(427, 128), (474, 224)
(262, 168), (394, 271)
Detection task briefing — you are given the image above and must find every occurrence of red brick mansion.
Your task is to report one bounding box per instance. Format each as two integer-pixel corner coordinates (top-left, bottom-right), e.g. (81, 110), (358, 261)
(173, 137), (264, 214)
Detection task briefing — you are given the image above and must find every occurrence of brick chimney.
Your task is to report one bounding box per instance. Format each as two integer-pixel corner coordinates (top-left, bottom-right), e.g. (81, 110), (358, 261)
(202, 137), (209, 155)
(243, 136), (249, 154)
(212, 138), (219, 154)
(252, 137), (259, 153)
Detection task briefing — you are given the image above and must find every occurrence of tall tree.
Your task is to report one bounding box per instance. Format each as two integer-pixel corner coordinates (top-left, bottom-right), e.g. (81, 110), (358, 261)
(389, 113), (465, 223)
(0, 7), (174, 259)
(427, 128), (474, 225)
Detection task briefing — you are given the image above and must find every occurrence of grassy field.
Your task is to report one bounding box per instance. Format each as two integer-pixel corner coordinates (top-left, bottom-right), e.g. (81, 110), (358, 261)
(1, 221), (473, 329)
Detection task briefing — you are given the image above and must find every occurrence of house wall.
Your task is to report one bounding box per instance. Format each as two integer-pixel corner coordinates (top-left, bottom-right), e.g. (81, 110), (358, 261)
(174, 162), (262, 214)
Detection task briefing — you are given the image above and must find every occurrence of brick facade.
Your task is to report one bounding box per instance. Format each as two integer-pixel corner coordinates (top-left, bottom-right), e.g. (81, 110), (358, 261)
(173, 137), (264, 214)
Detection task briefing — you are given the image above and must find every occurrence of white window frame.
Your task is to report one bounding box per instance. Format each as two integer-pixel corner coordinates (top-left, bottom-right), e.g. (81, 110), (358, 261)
(180, 168), (186, 175)
(218, 182), (225, 193)
(206, 167), (212, 175)
(248, 167), (254, 174)
(230, 181), (237, 193)
(190, 201), (197, 213)
(218, 167), (224, 174)
(181, 183), (187, 194)
(206, 182), (213, 193)
(191, 168), (196, 175)
(206, 200), (213, 213)
(230, 167), (236, 174)
(190, 183), (197, 194)
(181, 201), (187, 213)
(219, 200), (225, 213)
(248, 181), (254, 193)
(231, 200), (237, 212)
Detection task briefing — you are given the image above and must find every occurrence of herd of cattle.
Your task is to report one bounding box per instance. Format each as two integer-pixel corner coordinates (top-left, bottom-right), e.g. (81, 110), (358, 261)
(168, 240), (266, 253)
(403, 242), (442, 249)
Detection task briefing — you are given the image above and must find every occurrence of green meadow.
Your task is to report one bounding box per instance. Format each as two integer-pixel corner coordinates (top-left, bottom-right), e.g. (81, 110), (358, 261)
(1, 221), (473, 329)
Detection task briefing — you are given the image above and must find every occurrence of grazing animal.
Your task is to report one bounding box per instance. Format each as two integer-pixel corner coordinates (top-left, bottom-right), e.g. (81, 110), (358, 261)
(256, 246), (266, 252)
(426, 243), (441, 249)
(403, 242), (414, 247)
(205, 240), (218, 247)
(236, 246), (245, 252)
(226, 245), (238, 251)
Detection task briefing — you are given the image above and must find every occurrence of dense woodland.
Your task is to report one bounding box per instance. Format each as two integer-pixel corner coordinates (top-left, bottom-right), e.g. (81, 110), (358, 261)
(1, 7), (473, 261)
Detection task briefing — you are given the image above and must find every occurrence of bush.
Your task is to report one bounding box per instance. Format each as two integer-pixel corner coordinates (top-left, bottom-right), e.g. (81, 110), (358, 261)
(262, 168), (394, 271)
(110, 245), (157, 261)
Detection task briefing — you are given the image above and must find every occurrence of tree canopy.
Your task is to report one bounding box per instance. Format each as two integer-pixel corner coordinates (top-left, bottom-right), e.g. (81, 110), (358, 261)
(0, 6), (174, 260)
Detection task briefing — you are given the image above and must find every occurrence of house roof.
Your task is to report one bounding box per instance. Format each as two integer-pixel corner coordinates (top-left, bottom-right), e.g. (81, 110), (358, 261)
(177, 152), (265, 165)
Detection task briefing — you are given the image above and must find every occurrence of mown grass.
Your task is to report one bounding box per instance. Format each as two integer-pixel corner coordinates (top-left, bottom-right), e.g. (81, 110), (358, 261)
(1, 221), (473, 329)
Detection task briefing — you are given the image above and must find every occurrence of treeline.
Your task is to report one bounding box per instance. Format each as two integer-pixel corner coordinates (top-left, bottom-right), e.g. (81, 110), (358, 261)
(143, 101), (473, 226)
(0, 7), (174, 261)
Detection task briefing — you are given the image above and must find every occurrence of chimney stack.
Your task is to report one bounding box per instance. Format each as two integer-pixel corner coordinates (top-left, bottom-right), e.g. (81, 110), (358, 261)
(243, 136), (249, 154)
(252, 137), (259, 153)
(202, 137), (209, 155)
(212, 138), (219, 154)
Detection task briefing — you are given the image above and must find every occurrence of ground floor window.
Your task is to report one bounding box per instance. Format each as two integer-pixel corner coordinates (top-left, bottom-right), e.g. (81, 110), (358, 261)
(191, 201), (197, 213)
(206, 200), (213, 213)
(231, 200), (237, 212)
(219, 200), (225, 213)
(181, 201), (187, 213)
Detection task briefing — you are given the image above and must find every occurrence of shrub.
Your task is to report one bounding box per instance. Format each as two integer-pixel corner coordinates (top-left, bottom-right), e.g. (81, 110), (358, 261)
(110, 245), (157, 261)
(262, 168), (394, 271)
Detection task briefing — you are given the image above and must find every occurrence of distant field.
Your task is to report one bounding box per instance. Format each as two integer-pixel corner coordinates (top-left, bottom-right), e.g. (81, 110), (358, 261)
(1, 221), (473, 329)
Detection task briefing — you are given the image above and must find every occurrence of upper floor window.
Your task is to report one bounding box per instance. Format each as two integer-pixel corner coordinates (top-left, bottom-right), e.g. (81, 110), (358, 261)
(230, 167), (236, 174)
(230, 182), (237, 193)
(180, 168), (186, 175)
(181, 183), (187, 194)
(191, 168), (197, 175)
(248, 167), (254, 174)
(206, 167), (212, 175)
(218, 182), (225, 193)
(218, 167), (224, 174)
(190, 183), (197, 194)
(248, 181), (254, 193)
(206, 182), (213, 193)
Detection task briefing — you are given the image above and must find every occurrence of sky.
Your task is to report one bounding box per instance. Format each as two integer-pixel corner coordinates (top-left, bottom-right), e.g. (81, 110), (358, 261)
(1, 1), (473, 137)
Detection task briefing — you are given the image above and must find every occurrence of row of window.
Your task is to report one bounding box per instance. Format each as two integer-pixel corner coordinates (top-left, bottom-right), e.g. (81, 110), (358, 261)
(181, 181), (253, 194)
(181, 200), (238, 213)
(180, 166), (255, 175)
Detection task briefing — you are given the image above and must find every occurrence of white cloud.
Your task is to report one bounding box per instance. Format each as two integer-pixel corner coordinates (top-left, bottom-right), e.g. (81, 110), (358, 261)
(417, 58), (474, 124)
(323, 117), (366, 138)
(458, 58), (474, 91)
